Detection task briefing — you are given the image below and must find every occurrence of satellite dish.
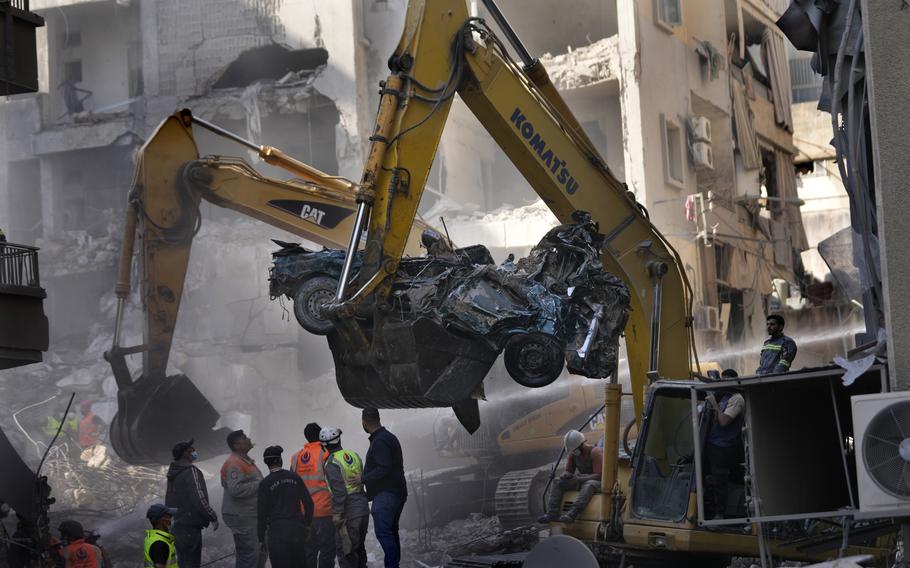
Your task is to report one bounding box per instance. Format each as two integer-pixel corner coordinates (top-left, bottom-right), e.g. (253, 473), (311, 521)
(524, 535), (598, 568)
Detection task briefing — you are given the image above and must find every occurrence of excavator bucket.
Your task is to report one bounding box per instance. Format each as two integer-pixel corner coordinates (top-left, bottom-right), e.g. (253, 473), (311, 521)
(329, 317), (498, 433)
(109, 368), (230, 465)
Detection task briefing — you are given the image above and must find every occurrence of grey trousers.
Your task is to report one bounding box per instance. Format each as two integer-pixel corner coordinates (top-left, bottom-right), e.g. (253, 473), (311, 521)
(223, 513), (265, 568)
(336, 515), (369, 568)
(546, 477), (601, 519)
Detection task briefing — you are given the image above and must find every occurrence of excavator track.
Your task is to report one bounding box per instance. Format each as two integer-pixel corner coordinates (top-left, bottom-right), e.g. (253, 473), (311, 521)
(494, 466), (551, 528)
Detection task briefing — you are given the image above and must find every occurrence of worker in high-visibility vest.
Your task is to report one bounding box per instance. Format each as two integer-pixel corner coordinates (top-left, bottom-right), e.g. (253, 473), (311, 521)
(290, 423), (335, 568)
(144, 504), (178, 568)
(320, 427), (369, 568)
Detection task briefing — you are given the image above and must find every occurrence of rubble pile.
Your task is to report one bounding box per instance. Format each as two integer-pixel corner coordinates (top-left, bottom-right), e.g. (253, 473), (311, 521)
(37, 208), (122, 277)
(538, 37), (620, 91)
(364, 515), (541, 567)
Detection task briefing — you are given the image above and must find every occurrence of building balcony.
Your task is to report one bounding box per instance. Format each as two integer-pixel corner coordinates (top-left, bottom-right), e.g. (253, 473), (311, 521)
(0, 242), (49, 369)
(0, 1), (45, 95)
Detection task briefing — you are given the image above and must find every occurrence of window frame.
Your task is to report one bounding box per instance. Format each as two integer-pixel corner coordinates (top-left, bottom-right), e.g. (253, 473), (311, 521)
(660, 113), (686, 189)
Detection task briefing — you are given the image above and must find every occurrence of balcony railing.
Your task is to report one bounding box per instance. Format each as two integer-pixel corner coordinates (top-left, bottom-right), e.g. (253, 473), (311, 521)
(0, 242), (41, 288)
(8, 1), (31, 11)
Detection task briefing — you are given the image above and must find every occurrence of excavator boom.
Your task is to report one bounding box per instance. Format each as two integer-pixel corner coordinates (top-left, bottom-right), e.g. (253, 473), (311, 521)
(327, 0), (694, 430)
(107, 110), (428, 464)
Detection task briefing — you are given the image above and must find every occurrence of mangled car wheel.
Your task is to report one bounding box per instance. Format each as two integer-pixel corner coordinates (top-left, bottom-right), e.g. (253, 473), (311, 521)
(294, 275), (337, 335)
(504, 333), (564, 388)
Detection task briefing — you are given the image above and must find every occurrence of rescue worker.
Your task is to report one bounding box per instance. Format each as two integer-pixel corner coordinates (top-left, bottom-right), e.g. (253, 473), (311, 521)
(45, 401), (78, 440)
(165, 439), (218, 568)
(257, 445), (314, 568)
(361, 408), (407, 568)
(220, 430), (264, 568)
(321, 427), (369, 568)
(144, 503), (178, 568)
(538, 430), (603, 524)
(705, 369), (745, 519)
(57, 520), (102, 568)
(290, 422), (335, 568)
(78, 401), (103, 448)
(756, 314), (797, 375)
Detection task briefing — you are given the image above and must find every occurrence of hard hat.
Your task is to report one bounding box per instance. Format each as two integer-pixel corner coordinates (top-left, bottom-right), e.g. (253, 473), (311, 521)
(564, 430), (586, 453)
(319, 427), (342, 444)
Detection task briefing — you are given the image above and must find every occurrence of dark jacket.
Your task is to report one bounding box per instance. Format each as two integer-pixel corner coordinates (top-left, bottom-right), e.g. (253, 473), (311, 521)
(756, 335), (797, 375)
(362, 427), (407, 501)
(257, 468), (314, 542)
(165, 461), (218, 528)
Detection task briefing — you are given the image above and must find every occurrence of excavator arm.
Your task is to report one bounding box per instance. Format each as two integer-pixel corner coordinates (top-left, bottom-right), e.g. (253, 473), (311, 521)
(328, 0), (695, 428)
(107, 109), (427, 464)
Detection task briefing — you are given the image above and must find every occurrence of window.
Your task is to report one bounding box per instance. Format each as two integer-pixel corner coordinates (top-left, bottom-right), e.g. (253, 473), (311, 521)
(64, 60), (83, 83)
(656, 0), (682, 30)
(661, 114), (685, 188)
(789, 55), (823, 103)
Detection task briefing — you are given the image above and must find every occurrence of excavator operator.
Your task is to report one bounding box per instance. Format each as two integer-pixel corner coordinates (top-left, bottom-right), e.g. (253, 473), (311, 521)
(538, 430), (603, 524)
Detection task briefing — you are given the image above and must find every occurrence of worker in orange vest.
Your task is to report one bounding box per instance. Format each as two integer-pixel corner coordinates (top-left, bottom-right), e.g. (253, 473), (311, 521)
(78, 401), (103, 448)
(57, 520), (102, 568)
(290, 422), (334, 568)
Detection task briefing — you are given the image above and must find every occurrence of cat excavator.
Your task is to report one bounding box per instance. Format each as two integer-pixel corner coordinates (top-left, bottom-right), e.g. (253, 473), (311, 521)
(103, 110), (433, 465)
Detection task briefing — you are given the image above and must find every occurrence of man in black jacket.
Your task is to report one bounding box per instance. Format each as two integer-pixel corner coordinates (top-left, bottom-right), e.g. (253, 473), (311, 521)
(360, 408), (407, 568)
(165, 439), (218, 568)
(257, 445), (314, 568)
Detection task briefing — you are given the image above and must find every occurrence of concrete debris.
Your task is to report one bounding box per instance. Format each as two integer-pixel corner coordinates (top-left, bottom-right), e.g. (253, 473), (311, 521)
(363, 515), (540, 568)
(538, 37), (620, 91)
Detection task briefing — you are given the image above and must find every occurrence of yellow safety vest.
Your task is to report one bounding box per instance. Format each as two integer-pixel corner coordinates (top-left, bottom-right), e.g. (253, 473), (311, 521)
(143, 529), (177, 567)
(328, 449), (364, 494)
(46, 416), (78, 438)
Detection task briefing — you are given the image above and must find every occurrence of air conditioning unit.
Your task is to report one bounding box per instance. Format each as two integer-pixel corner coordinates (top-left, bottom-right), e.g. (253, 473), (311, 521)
(692, 142), (714, 171)
(693, 305), (721, 332)
(852, 391), (910, 519)
(688, 116), (712, 143)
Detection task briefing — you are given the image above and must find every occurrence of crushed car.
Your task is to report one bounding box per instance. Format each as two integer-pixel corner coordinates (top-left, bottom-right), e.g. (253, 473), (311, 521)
(269, 210), (630, 391)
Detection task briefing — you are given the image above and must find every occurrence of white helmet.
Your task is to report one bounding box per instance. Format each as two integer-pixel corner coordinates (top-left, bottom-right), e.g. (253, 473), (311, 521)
(564, 430), (586, 453)
(319, 427), (342, 444)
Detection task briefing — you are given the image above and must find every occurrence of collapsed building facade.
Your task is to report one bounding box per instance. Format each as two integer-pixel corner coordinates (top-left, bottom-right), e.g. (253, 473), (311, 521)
(0, 0), (851, 541)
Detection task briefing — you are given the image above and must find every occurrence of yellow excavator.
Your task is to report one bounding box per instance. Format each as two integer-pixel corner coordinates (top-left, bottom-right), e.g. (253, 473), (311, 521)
(103, 109), (434, 464)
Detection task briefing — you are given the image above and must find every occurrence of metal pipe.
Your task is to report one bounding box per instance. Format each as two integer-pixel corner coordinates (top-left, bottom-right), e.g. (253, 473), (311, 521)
(648, 262), (668, 375)
(335, 202), (369, 302)
(191, 115), (261, 153)
(600, 379), (622, 524)
(112, 299), (125, 349)
(334, 74), (402, 304)
(479, 0), (535, 67)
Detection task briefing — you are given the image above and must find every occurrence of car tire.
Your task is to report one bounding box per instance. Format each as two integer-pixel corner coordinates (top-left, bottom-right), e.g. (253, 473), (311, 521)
(293, 275), (337, 335)
(503, 333), (564, 388)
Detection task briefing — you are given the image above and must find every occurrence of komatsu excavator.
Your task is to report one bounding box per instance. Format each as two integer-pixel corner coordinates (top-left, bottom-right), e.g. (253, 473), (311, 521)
(305, 1), (900, 565)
